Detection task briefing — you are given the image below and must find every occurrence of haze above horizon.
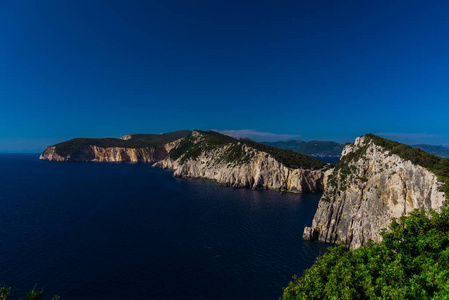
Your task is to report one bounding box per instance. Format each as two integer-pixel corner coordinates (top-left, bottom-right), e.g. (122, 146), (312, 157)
(1, 1), (448, 152)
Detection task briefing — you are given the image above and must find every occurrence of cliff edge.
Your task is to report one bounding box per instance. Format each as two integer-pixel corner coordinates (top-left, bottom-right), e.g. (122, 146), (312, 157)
(153, 130), (328, 193)
(303, 134), (448, 249)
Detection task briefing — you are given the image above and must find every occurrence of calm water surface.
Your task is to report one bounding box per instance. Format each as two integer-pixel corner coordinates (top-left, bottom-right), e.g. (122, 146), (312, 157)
(0, 154), (329, 299)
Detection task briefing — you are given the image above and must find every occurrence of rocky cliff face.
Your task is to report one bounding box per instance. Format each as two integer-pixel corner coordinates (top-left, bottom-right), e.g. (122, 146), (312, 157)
(153, 131), (325, 193)
(303, 135), (447, 249)
(39, 138), (183, 162)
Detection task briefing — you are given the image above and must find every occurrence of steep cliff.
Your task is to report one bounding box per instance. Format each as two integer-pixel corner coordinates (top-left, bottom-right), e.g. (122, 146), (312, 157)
(153, 130), (328, 193)
(303, 134), (448, 249)
(40, 142), (178, 162)
(39, 130), (190, 162)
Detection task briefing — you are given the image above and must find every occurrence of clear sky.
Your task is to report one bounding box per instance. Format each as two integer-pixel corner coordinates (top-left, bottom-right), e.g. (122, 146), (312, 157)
(1, 1), (449, 152)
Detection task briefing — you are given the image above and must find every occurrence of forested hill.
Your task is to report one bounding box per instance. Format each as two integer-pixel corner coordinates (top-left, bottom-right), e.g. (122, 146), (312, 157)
(40, 130), (192, 162)
(412, 144), (449, 158)
(170, 130), (327, 170)
(51, 130), (191, 156)
(259, 140), (304, 151)
(261, 140), (344, 157)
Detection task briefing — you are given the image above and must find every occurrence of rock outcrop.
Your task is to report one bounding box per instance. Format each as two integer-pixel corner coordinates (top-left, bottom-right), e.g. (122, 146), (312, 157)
(153, 130), (327, 193)
(303, 135), (447, 249)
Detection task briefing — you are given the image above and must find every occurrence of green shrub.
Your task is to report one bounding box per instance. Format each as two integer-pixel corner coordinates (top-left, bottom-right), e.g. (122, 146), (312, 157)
(0, 286), (59, 300)
(282, 206), (449, 299)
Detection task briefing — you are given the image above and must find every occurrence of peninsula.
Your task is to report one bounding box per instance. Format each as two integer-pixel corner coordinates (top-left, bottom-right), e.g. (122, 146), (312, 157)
(154, 130), (327, 193)
(39, 130), (191, 162)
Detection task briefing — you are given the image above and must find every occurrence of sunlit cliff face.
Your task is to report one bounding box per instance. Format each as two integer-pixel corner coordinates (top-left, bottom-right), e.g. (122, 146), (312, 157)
(304, 135), (446, 249)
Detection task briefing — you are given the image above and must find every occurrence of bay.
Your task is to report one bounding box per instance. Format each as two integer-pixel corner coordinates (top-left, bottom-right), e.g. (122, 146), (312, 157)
(0, 153), (328, 299)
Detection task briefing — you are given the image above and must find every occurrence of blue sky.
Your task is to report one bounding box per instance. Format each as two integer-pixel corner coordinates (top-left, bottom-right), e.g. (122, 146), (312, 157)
(1, 1), (449, 152)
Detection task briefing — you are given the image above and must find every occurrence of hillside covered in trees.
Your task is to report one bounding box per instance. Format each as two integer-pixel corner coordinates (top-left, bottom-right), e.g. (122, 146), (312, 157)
(261, 140), (344, 157)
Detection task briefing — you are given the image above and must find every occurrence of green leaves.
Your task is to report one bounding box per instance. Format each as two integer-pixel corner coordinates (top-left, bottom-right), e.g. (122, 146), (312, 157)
(282, 206), (449, 299)
(0, 287), (59, 300)
(0, 287), (11, 300)
(24, 290), (43, 300)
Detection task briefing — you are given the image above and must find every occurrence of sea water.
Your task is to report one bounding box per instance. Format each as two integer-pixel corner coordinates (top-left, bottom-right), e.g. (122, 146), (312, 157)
(0, 154), (329, 299)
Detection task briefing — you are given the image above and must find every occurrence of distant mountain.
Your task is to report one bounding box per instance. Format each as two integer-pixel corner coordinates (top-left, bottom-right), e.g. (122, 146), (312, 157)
(260, 140), (304, 151)
(262, 140), (344, 157)
(295, 141), (344, 157)
(412, 144), (449, 158)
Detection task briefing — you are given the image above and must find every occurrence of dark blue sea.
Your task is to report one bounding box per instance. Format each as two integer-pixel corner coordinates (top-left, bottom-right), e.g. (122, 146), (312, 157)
(0, 153), (329, 300)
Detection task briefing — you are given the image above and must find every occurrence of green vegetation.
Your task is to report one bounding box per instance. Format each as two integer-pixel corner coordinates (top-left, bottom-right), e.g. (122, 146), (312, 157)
(169, 130), (235, 163)
(365, 134), (449, 199)
(262, 140), (344, 157)
(294, 141), (344, 157)
(0, 286), (59, 300)
(328, 140), (369, 190)
(169, 131), (327, 169)
(321, 196), (330, 202)
(260, 140), (304, 151)
(282, 206), (449, 299)
(239, 139), (327, 169)
(222, 142), (253, 164)
(282, 134), (449, 299)
(53, 130), (191, 156)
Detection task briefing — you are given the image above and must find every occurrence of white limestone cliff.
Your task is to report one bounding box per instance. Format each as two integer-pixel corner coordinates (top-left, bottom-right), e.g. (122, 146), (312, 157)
(303, 135), (446, 249)
(153, 131), (325, 193)
(39, 138), (183, 163)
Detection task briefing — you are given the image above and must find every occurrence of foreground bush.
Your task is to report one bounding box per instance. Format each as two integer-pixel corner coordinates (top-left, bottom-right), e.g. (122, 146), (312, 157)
(282, 206), (449, 299)
(0, 286), (59, 300)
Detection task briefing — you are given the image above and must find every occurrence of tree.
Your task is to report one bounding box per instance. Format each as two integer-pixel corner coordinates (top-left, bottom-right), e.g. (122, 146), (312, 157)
(282, 206), (449, 299)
